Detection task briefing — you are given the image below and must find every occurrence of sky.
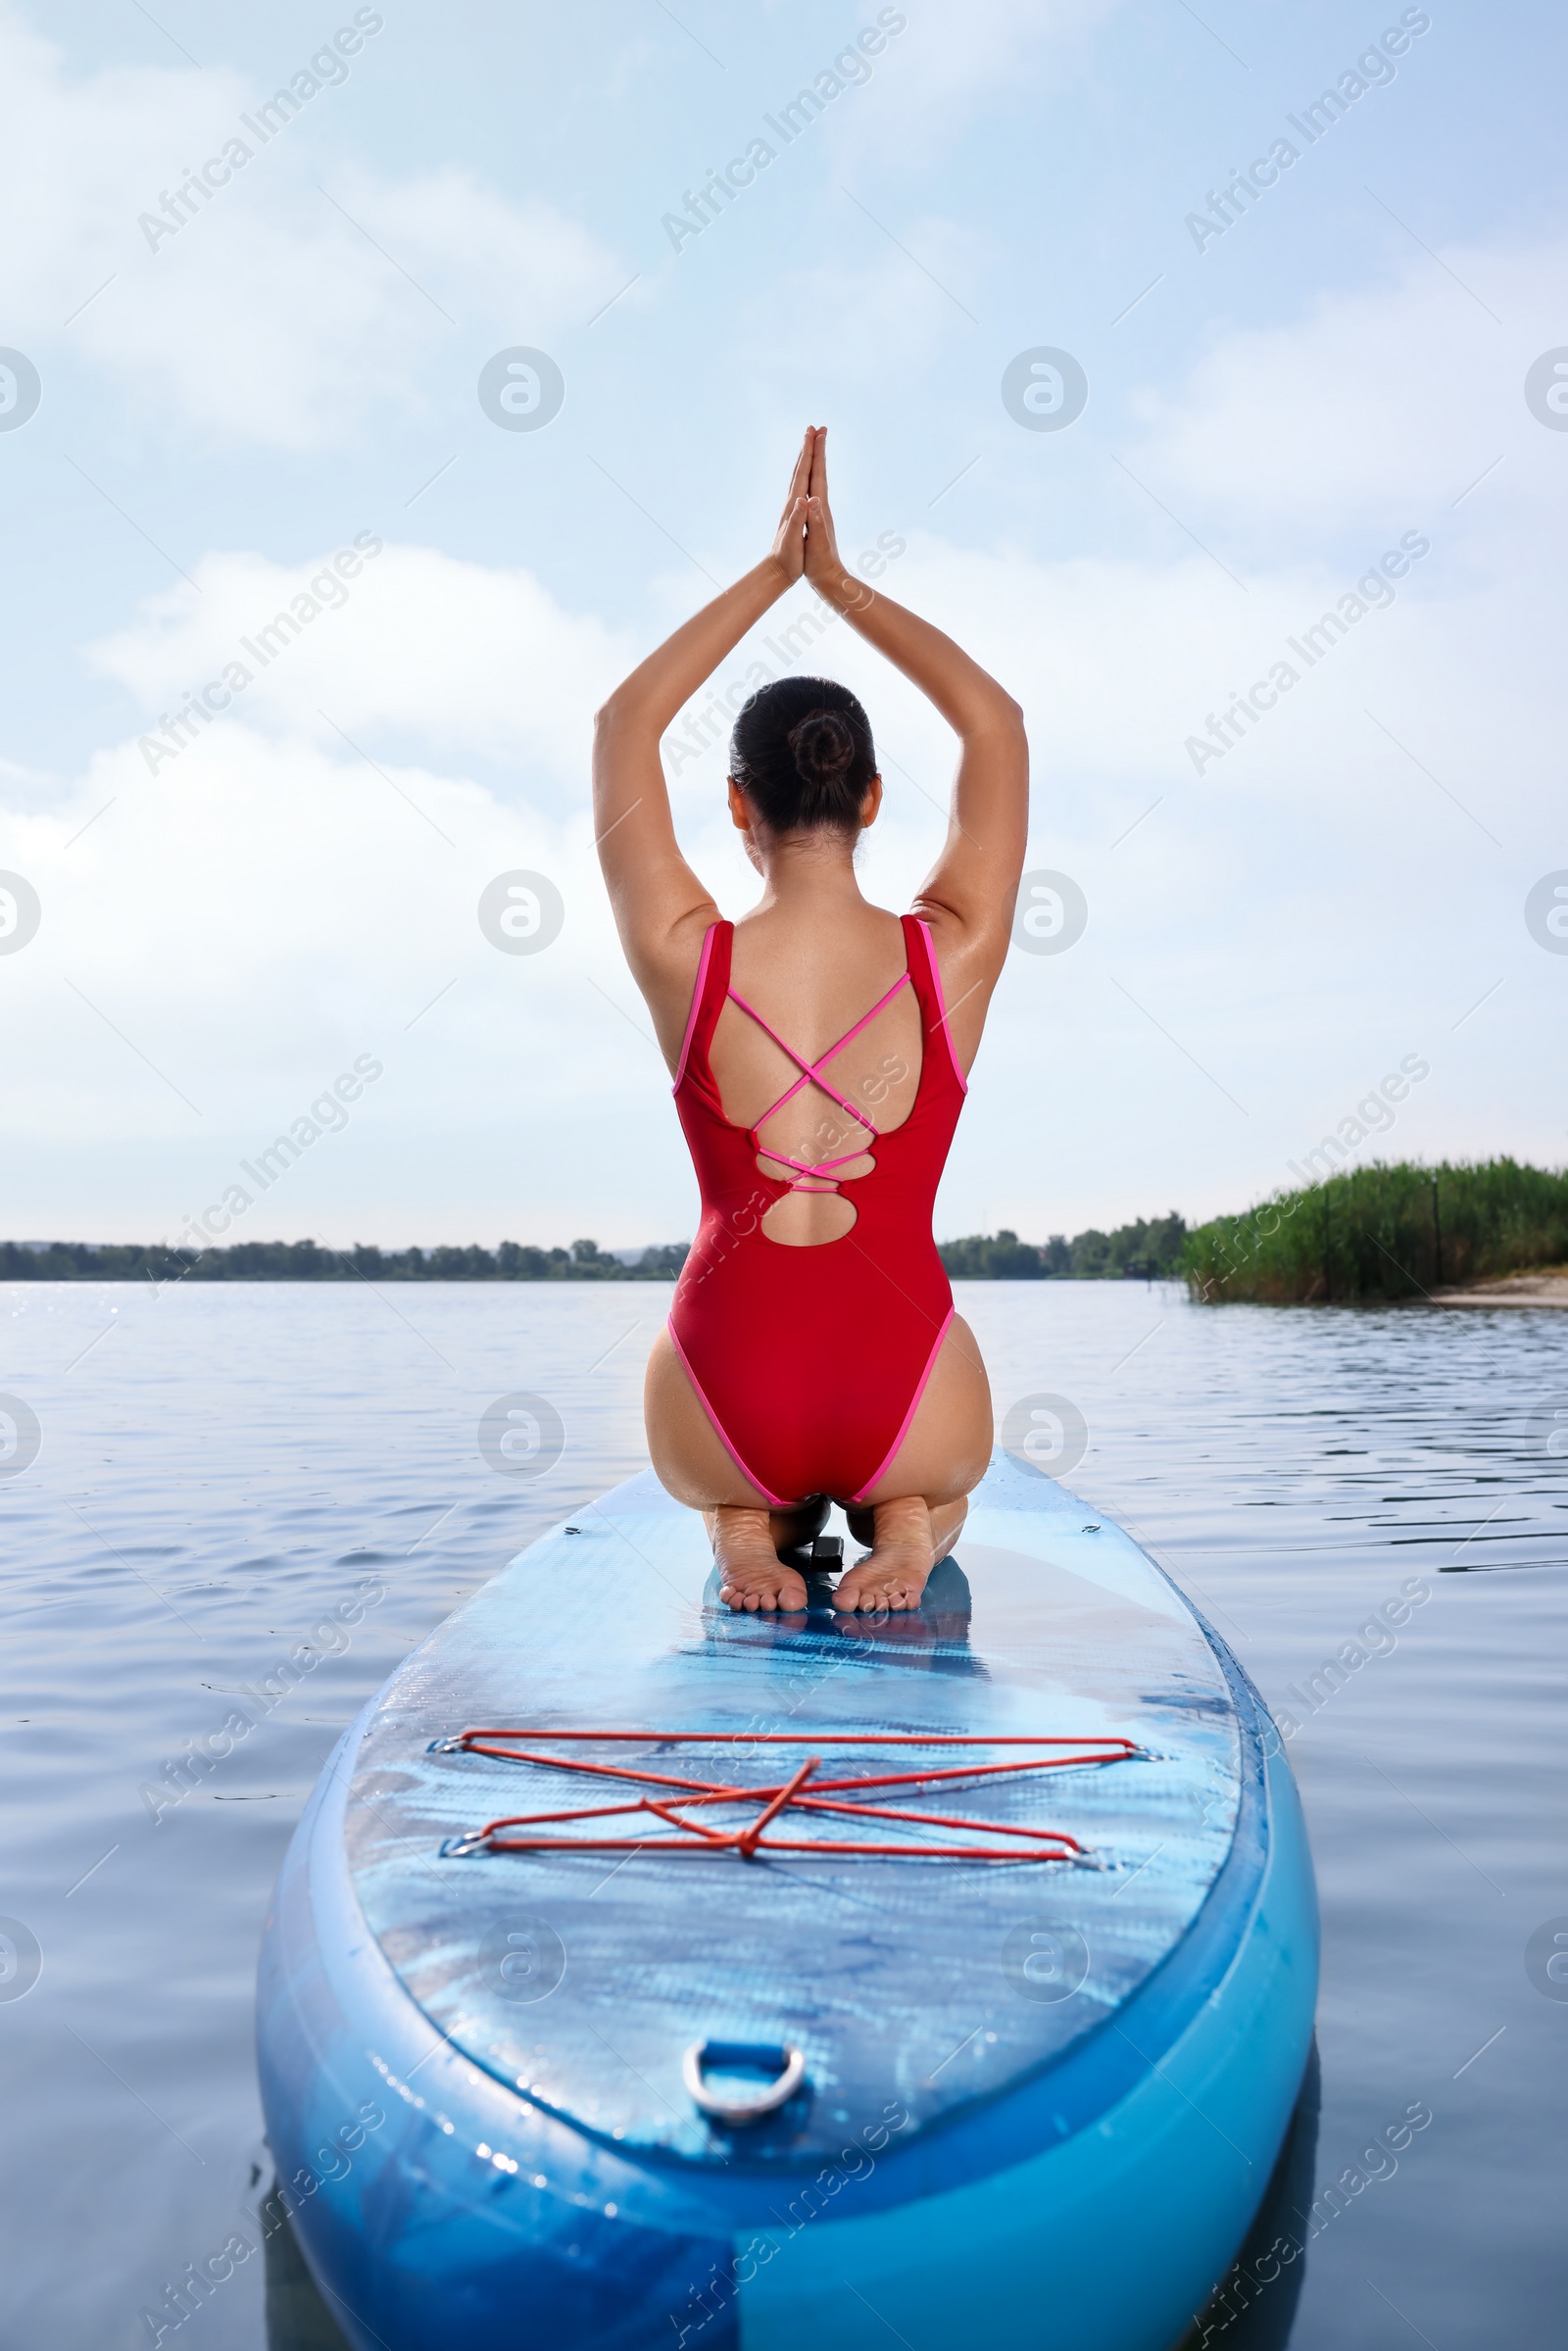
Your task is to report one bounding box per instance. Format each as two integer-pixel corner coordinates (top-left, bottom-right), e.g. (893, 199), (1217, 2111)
(1, 0), (1563, 1251)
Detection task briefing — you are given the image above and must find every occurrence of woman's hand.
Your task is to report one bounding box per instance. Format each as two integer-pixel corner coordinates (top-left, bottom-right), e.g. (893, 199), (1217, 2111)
(594, 430), (824, 1052)
(791, 420), (1028, 1055)
(803, 426), (851, 596)
(767, 430), (814, 582)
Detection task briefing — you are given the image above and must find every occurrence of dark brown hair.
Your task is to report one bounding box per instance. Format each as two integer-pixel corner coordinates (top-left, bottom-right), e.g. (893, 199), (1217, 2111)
(728, 676), (877, 835)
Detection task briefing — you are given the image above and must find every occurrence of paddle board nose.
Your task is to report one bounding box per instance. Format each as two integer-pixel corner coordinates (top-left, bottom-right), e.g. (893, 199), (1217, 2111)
(257, 1456), (1317, 2351)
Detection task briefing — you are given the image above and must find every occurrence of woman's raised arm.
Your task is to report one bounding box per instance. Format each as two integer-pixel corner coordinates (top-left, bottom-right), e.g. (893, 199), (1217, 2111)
(593, 434), (814, 1063)
(801, 430), (1028, 1066)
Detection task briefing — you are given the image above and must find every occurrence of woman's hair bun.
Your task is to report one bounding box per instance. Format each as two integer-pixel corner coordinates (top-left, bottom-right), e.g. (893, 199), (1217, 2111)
(789, 710), (857, 787)
(727, 676), (876, 836)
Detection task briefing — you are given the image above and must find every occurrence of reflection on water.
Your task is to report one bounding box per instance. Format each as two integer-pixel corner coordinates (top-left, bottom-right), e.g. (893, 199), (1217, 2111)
(1178, 2045), (1322, 2351)
(0, 1280), (1561, 2345)
(263, 2207), (353, 2351)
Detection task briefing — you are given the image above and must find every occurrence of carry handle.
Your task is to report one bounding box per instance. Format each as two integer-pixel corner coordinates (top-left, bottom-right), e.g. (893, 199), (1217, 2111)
(682, 2039), (806, 2125)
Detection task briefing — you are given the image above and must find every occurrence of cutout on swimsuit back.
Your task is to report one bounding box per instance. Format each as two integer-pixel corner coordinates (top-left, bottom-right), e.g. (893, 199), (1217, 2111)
(716, 964), (922, 1248)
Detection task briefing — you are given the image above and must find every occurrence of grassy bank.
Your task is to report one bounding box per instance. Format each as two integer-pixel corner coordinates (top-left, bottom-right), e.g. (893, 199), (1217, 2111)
(1182, 1158), (1568, 1304)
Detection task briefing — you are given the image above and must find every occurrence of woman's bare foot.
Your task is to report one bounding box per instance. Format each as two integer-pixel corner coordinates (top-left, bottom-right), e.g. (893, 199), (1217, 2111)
(710, 1499), (827, 1611)
(833, 1496), (966, 1612)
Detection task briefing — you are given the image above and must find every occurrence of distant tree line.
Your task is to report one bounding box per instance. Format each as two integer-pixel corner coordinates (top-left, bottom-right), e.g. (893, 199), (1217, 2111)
(0, 1238), (691, 1284)
(938, 1217), (1188, 1282)
(17, 1168), (1559, 1298)
(2, 1220), (1190, 1285)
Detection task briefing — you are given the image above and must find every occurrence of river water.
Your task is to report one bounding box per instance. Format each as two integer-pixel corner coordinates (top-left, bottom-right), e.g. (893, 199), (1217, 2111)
(1, 1279), (1563, 2348)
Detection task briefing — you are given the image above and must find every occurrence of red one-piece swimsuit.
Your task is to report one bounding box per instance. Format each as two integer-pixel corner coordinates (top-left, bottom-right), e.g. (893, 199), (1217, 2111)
(666, 913), (968, 1507)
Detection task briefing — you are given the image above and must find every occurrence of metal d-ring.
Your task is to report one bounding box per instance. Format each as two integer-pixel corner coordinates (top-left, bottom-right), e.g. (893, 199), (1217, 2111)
(681, 2039), (806, 2125)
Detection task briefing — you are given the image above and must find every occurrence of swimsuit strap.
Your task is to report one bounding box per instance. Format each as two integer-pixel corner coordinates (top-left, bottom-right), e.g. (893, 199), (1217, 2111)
(754, 1143), (879, 1180)
(725, 969), (911, 1137)
(671, 921), (726, 1094)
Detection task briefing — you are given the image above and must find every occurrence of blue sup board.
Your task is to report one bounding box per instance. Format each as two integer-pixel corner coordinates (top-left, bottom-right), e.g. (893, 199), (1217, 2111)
(257, 1456), (1318, 2350)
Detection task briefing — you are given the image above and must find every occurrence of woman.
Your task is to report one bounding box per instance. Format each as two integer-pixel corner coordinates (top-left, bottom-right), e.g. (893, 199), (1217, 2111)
(593, 428), (1027, 1612)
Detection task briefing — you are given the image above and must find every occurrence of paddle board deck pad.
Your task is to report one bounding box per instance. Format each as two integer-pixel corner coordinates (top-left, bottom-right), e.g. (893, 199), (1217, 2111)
(257, 1456), (1318, 2350)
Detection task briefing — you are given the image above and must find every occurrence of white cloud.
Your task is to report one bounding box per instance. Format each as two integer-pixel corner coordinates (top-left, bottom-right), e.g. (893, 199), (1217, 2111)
(1, 716), (684, 1238)
(1130, 236), (1568, 534)
(0, 8), (617, 447)
(10, 198), (1567, 1246)
(87, 541), (638, 793)
(3, 490), (1552, 1249)
(849, 0), (1128, 165)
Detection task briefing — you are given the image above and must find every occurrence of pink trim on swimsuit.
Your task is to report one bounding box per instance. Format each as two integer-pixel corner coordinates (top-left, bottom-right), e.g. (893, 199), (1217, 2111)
(848, 1303), (956, 1503)
(664, 1316), (794, 1508)
(917, 919), (968, 1096)
(671, 923), (718, 1092)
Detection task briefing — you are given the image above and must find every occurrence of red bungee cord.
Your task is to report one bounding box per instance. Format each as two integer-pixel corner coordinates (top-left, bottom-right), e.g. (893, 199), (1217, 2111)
(435, 1728), (1141, 1864)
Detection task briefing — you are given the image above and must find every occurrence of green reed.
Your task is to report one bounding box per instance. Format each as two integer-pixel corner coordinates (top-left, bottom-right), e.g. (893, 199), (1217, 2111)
(1183, 1157), (1568, 1304)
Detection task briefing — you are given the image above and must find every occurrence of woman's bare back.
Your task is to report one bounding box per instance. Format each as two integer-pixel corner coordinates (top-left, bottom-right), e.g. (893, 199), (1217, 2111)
(712, 898), (922, 1248)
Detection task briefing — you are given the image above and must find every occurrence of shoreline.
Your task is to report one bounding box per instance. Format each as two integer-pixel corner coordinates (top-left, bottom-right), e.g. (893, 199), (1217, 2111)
(1427, 1270), (1568, 1309)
